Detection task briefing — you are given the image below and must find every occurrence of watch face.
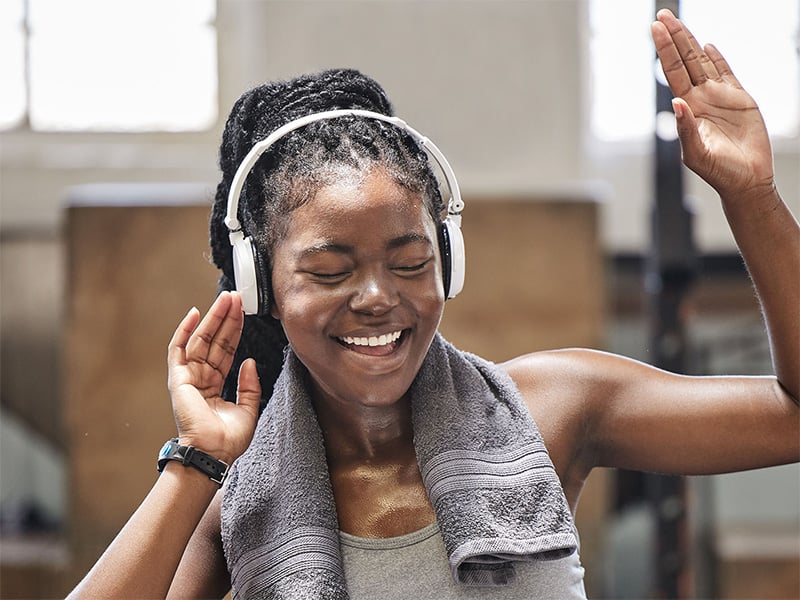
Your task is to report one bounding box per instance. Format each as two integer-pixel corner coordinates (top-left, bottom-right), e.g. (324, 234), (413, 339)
(159, 439), (179, 459)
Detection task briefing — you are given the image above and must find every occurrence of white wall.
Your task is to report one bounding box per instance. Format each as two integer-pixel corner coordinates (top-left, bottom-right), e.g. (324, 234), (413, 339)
(1, 0), (797, 249)
(3, 0), (589, 232)
(228, 0), (585, 194)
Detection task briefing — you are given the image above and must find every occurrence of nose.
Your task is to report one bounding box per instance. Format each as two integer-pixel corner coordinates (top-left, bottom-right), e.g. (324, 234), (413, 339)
(347, 268), (399, 315)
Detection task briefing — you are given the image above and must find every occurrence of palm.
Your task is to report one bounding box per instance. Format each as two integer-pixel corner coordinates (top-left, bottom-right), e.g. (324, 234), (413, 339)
(683, 81), (771, 191)
(167, 291), (260, 462)
(170, 364), (242, 451)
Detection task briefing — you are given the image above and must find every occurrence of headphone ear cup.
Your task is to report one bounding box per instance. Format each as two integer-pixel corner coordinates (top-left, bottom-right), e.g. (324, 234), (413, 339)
(231, 235), (262, 315)
(251, 241), (271, 316)
(439, 216), (465, 299)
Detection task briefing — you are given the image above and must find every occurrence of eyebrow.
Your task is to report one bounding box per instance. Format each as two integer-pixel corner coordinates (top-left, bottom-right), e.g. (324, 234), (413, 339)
(296, 232), (433, 260)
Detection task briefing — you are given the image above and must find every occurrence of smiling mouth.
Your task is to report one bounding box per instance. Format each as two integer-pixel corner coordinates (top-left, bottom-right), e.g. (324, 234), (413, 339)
(336, 330), (405, 356)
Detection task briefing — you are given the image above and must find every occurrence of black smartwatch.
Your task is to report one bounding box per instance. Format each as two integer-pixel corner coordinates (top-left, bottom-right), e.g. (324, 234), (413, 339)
(157, 438), (229, 486)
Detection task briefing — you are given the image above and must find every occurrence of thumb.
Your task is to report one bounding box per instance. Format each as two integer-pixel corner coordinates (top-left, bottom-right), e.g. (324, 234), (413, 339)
(236, 358), (262, 418)
(672, 97), (703, 164)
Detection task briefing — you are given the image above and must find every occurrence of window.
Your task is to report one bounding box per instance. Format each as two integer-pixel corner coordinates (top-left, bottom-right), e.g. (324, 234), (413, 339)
(590, 0), (799, 142)
(0, 0), (26, 129)
(0, 0), (217, 132)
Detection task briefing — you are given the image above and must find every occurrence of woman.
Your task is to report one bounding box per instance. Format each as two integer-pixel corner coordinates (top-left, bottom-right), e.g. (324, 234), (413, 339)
(68, 9), (798, 598)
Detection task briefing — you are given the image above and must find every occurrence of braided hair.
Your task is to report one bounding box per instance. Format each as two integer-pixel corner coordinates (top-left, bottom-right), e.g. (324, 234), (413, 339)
(209, 68), (445, 409)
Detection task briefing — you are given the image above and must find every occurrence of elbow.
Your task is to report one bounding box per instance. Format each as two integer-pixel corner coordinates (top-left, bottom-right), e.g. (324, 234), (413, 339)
(774, 370), (799, 409)
(779, 379), (800, 409)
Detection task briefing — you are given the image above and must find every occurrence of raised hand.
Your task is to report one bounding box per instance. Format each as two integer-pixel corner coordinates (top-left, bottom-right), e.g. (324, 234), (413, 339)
(167, 291), (261, 464)
(651, 9), (775, 202)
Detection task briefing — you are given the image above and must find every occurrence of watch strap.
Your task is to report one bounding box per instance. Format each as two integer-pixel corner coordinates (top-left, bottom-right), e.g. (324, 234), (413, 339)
(157, 438), (229, 486)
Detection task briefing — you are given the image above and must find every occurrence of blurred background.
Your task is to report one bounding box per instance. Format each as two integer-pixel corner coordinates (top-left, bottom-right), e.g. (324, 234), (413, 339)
(1, 0), (798, 598)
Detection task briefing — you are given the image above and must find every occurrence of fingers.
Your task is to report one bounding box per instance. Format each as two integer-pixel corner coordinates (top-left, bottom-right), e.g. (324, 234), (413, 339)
(185, 291), (244, 377)
(652, 18), (691, 97)
(167, 305), (200, 370)
(652, 9), (719, 96)
(675, 16), (719, 84)
(704, 43), (742, 89)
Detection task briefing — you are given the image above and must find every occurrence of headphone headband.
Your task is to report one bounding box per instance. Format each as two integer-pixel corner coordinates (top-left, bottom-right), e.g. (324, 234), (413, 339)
(224, 109), (464, 240)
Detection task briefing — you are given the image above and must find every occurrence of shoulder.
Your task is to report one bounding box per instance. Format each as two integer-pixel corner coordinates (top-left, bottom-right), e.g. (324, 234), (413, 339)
(497, 348), (663, 481)
(498, 347), (621, 431)
(500, 347), (666, 403)
(496, 348), (611, 488)
(498, 346), (682, 442)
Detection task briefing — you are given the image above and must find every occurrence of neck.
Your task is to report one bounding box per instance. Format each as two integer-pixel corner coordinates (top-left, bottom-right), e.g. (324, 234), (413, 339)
(311, 388), (415, 465)
(310, 384), (436, 537)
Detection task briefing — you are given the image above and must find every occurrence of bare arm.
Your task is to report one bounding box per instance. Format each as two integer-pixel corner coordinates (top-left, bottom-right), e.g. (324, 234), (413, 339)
(505, 349), (799, 511)
(67, 466), (221, 599)
(168, 492), (231, 599)
(505, 12), (799, 508)
(68, 292), (259, 599)
(652, 9), (799, 400)
(579, 351), (798, 474)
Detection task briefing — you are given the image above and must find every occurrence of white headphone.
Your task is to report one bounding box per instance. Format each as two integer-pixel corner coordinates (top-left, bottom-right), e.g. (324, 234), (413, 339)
(225, 108), (466, 315)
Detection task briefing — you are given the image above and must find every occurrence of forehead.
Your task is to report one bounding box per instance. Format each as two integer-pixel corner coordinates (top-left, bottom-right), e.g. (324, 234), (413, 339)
(280, 169), (436, 246)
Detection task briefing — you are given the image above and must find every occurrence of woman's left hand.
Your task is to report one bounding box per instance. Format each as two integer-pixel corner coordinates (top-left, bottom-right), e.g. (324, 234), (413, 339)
(651, 9), (775, 201)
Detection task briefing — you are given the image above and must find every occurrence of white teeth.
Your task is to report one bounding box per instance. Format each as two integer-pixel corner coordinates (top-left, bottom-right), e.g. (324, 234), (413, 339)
(340, 331), (402, 347)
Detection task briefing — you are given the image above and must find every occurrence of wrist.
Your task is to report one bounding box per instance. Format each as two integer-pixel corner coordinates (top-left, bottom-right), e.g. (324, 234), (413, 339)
(157, 438), (230, 486)
(159, 460), (225, 494)
(718, 179), (778, 210)
(176, 434), (238, 466)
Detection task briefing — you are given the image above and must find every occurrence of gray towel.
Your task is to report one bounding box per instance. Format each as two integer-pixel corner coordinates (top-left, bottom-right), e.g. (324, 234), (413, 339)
(221, 334), (577, 598)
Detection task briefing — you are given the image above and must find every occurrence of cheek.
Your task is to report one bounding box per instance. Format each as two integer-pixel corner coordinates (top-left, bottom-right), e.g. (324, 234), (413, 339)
(268, 257), (304, 321)
(271, 299), (333, 358)
(405, 273), (446, 328)
(270, 277), (334, 329)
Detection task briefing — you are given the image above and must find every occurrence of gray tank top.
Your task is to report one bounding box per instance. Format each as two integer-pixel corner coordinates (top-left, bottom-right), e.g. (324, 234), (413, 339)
(339, 523), (587, 599)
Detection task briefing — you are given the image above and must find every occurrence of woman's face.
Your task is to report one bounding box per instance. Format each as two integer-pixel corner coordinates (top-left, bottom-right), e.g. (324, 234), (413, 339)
(269, 167), (445, 410)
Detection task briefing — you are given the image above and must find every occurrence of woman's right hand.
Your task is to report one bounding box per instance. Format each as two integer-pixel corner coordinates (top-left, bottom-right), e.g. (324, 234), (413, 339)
(651, 9), (774, 202)
(167, 290), (261, 464)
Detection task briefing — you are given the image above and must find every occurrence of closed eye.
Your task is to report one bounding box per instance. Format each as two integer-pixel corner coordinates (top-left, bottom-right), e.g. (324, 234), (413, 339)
(306, 271), (350, 282)
(392, 258), (433, 274)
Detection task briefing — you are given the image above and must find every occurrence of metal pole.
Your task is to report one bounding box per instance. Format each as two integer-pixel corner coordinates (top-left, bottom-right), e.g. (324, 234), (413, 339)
(646, 1), (696, 597)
